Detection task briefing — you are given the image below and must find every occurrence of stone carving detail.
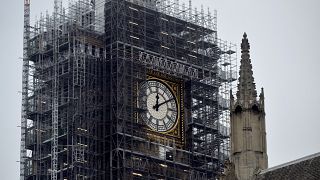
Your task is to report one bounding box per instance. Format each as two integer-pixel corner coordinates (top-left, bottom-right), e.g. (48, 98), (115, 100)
(220, 159), (238, 180)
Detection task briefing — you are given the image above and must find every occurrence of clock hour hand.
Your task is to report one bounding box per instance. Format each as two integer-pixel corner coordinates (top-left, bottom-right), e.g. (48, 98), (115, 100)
(153, 93), (160, 111)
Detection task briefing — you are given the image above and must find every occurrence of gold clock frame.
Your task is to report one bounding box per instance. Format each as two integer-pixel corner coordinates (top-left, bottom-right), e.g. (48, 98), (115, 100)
(136, 69), (185, 147)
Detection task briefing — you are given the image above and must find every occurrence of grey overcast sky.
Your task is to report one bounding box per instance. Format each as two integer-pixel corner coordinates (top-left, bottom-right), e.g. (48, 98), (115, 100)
(0, 0), (319, 179)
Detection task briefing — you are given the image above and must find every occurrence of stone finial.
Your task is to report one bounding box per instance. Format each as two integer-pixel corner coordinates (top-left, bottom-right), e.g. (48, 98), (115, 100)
(241, 32), (250, 53)
(259, 87), (265, 108)
(259, 87), (264, 99)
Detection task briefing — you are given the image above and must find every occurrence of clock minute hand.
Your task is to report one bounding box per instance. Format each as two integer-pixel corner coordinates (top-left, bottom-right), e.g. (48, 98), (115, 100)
(156, 98), (175, 108)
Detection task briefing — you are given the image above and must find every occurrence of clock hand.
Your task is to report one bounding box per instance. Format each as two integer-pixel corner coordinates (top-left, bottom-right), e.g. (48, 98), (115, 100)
(155, 98), (175, 109)
(153, 93), (160, 111)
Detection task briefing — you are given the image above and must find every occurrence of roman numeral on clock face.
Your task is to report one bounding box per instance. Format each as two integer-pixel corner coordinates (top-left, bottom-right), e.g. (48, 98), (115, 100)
(165, 117), (175, 130)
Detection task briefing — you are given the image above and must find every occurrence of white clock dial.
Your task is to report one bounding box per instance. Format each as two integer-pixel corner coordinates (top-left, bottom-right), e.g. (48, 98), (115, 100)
(138, 80), (178, 132)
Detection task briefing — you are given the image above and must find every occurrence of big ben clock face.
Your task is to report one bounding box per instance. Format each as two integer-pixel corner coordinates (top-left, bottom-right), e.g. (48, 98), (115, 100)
(138, 80), (178, 132)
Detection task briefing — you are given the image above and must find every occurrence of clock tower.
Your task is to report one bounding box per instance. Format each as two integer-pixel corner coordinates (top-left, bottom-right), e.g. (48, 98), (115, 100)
(230, 33), (268, 180)
(20, 0), (238, 179)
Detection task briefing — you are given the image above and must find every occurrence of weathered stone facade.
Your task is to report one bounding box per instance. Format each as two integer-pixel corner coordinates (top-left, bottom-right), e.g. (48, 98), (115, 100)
(230, 33), (268, 180)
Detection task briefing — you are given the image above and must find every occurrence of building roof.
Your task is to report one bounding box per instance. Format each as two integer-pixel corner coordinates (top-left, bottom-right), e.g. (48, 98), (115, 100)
(255, 152), (320, 180)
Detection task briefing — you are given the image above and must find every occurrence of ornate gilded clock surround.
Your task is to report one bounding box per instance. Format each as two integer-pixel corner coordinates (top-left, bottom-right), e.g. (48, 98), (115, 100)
(137, 69), (185, 147)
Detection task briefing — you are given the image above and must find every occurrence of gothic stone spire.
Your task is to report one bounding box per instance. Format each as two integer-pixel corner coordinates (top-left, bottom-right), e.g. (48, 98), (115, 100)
(230, 34), (268, 180)
(236, 32), (257, 101)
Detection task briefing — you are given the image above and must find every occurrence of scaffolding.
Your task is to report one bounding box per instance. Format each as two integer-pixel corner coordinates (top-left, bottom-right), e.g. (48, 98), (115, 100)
(20, 0), (237, 179)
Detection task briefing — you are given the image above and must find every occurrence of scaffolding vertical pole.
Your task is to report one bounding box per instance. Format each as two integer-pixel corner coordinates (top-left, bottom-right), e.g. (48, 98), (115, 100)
(51, 0), (60, 180)
(21, 0), (30, 179)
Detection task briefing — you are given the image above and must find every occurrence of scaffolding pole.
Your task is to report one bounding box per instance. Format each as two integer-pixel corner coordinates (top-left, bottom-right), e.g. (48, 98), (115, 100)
(51, 1), (62, 179)
(20, 0), (31, 179)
